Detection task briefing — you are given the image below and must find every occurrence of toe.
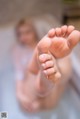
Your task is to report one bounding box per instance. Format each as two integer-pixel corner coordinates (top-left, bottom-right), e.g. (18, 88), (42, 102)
(67, 25), (75, 35)
(49, 70), (61, 83)
(61, 25), (68, 37)
(39, 54), (52, 63)
(68, 30), (80, 49)
(54, 72), (61, 79)
(48, 28), (55, 38)
(43, 67), (56, 76)
(55, 27), (62, 36)
(42, 60), (54, 69)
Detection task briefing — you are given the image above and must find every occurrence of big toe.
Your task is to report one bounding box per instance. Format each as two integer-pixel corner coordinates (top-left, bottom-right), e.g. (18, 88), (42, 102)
(67, 25), (75, 35)
(68, 30), (80, 49)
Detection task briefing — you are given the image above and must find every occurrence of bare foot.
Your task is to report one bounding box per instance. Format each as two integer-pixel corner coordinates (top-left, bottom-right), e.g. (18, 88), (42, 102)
(38, 53), (61, 82)
(35, 51), (61, 97)
(48, 25), (80, 58)
(37, 25), (80, 58)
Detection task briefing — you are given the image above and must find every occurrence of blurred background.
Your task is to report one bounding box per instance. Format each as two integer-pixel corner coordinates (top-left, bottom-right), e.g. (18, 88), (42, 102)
(0, 0), (80, 119)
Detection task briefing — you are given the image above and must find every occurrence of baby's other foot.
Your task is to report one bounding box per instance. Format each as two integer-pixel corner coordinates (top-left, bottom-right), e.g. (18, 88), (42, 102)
(38, 53), (61, 83)
(48, 25), (80, 58)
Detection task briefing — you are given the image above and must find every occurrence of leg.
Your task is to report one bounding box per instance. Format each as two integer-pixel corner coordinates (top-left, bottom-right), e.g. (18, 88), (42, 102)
(28, 25), (80, 74)
(35, 53), (61, 97)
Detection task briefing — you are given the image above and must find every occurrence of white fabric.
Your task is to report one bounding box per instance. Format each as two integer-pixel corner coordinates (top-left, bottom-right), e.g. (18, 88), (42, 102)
(15, 70), (24, 80)
(15, 45), (33, 80)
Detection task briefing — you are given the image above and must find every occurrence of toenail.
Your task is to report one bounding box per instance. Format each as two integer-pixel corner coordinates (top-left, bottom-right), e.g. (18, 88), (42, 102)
(42, 63), (45, 68)
(43, 70), (47, 75)
(39, 55), (45, 60)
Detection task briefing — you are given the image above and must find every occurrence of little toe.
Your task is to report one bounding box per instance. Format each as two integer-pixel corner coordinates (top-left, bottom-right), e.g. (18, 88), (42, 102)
(49, 71), (61, 83)
(55, 27), (62, 36)
(48, 28), (56, 38)
(67, 25), (75, 35)
(39, 54), (52, 63)
(54, 72), (61, 79)
(61, 25), (68, 37)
